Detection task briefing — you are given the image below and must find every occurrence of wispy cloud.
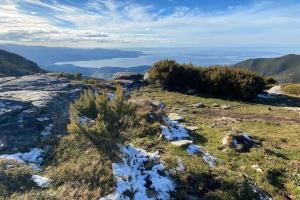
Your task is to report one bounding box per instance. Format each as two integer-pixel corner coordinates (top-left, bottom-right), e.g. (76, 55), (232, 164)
(0, 0), (299, 47)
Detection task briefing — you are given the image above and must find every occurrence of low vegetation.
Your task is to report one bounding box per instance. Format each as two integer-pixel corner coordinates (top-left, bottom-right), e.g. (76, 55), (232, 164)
(148, 60), (265, 99)
(281, 83), (300, 96)
(0, 49), (45, 77)
(130, 86), (300, 200)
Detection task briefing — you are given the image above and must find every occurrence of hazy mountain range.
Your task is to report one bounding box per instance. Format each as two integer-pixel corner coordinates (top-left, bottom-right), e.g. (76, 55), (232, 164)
(0, 44), (143, 66)
(1, 44), (300, 82)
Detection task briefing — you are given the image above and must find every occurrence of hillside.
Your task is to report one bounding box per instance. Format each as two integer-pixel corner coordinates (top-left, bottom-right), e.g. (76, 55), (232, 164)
(1, 77), (299, 199)
(0, 49), (45, 77)
(233, 54), (300, 83)
(43, 64), (150, 79)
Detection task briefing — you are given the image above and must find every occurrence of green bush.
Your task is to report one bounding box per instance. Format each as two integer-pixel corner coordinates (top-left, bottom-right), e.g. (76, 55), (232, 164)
(68, 86), (137, 148)
(265, 77), (277, 85)
(148, 60), (265, 99)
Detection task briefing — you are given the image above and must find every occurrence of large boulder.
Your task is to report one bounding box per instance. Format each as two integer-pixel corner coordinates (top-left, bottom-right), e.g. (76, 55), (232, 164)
(112, 72), (143, 81)
(0, 74), (83, 153)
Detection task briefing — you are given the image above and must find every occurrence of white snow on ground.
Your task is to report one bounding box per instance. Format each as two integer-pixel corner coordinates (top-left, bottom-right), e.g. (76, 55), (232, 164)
(108, 92), (115, 101)
(37, 117), (50, 122)
(78, 116), (95, 125)
(0, 148), (44, 170)
(267, 86), (283, 95)
(249, 182), (273, 200)
(257, 94), (276, 100)
(31, 175), (51, 188)
(41, 124), (53, 136)
(161, 116), (217, 167)
(161, 117), (190, 141)
(186, 144), (217, 167)
(100, 145), (175, 200)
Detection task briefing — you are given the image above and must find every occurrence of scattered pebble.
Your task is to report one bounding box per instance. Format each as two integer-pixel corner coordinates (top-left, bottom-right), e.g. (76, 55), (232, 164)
(251, 164), (263, 173)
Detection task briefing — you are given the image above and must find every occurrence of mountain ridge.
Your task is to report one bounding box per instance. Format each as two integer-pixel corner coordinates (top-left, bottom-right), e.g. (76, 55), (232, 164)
(233, 54), (300, 83)
(0, 49), (45, 77)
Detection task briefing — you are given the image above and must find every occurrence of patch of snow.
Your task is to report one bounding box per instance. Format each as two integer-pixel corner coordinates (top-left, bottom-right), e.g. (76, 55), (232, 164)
(186, 144), (217, 167)
(249, 182), (273, 200)
(31, 175), (51, 188)
(37, 117), (49, 122)
(170, 157), (185, 174)
(161, 117), (190, 141)
(267, 86), (283, 95)
(108, 92), (115, 101)
(243, 134), (252, 141)
(101, 145), (175, 200)
(78, 116), (95, 126)
(0, 148), (44, 170)
(257, 94), (276, 100)
(41, 124), (53, 136)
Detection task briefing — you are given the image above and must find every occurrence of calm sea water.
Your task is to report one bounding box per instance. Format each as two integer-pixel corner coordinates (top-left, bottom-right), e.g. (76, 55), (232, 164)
(57, 47), (300, 68)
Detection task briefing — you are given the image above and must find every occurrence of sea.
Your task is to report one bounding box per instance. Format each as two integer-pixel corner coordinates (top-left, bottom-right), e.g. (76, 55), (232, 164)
(57, 47), (300, 68)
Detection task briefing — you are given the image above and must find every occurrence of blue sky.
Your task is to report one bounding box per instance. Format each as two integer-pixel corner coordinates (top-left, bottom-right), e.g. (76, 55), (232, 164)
(0, 0), (300, 48)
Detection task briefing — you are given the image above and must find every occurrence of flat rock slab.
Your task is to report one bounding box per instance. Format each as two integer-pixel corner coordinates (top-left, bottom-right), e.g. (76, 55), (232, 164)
(171, 140), (193, 147)
(0, 74), (83, 153)
(168, 113), (184, 121)
(185, 126), (199, 131)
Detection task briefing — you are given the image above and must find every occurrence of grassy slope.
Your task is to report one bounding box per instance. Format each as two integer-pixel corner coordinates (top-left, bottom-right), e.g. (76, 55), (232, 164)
(233, 54), (300, 83)
(0, 49), (45, 77)
(282, 84), (300, 96)
(130, 86), (300, 200)
(2, 84), (300, 199)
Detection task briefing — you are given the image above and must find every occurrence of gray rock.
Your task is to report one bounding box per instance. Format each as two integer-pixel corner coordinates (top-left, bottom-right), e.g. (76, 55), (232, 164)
(171, 140), (193, 147)
(112, 72), (143, 81)
(168, 113), (184, 121)
(0, 74), (83, 153)
(221, 104), (231, 110)
(192, 102), (205, 108)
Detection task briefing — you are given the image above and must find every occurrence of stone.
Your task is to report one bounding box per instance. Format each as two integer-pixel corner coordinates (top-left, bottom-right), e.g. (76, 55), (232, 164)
(212, 103), (220, 107)
(192, 102), (205, 108)
(112, 72), (143, 81)
(171, 140), (193, 147)
(185, 126), (199, 131)
(168, 113), (184, 121)
(219, 131), (260, 152)
(251, 164), (263, 173)
(0, 74), (83, 152)
(211, 117), (238, 128)
(221, 105), (231, 110)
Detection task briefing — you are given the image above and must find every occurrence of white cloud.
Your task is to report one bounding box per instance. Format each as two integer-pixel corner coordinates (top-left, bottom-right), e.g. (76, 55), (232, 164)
(0, 0), (299, 47)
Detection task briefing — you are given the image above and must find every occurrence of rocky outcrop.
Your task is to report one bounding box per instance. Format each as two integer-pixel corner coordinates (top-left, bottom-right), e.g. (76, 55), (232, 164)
(112, 72), (145, 88)
(0, 74), (83, 153)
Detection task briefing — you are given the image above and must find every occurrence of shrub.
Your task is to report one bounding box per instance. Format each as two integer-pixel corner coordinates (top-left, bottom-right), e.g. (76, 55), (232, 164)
(148, 60), (265, 99)
(68, 85), (138, 149)
(265, 77), (277, 85)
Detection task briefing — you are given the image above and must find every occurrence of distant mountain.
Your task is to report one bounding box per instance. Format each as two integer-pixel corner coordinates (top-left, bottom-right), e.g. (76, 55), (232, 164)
(44, 64), (150, 80)
(0, 49), (45, 77)
(233, 54), (300, 83)
(0, 44), (144, 66)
